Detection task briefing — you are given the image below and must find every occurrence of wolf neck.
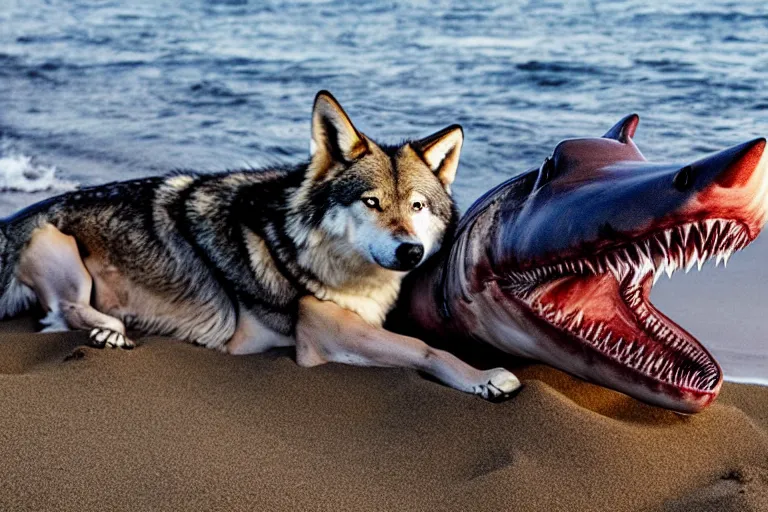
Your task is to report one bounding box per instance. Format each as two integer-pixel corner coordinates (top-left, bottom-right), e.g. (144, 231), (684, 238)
(281, 194), (405, 327)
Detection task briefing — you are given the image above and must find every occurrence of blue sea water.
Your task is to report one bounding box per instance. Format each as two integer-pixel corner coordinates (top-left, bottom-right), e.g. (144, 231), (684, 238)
(0, 0), (767, 380)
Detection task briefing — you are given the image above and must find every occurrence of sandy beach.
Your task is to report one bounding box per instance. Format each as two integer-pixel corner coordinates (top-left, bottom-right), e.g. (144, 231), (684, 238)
(2, 1), (767, 509)
(1, 316), (767, 511)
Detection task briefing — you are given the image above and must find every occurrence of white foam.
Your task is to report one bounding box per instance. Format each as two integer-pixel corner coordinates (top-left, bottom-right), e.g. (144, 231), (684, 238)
(0, 152), (76, 193)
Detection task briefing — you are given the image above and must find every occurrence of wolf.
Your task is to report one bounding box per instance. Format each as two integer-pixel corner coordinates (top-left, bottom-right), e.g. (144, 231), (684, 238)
(0, 91), (520, 400)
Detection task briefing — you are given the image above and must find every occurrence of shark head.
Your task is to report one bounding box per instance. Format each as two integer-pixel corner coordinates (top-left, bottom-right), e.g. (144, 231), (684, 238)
(407, 115), (768, 413)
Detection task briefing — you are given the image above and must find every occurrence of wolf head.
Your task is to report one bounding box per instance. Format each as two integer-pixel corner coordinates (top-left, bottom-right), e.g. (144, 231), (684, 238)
(292, 91), (461, 272)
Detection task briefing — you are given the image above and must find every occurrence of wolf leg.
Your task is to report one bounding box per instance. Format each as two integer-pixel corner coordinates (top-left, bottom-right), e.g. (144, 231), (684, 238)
(225, 306), (294, 355)
(17, 223), (133, 349)
(296, 296), (521, 401)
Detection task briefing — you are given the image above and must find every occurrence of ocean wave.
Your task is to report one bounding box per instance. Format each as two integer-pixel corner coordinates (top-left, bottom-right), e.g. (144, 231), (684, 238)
(0, 149), (76, 193)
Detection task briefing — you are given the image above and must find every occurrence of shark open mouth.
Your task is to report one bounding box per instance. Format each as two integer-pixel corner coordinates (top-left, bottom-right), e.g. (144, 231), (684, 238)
(503, 218), (752, 395)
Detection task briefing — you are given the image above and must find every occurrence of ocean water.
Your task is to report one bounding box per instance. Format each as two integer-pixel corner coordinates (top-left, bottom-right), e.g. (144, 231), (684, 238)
(1, 0), (767, 381)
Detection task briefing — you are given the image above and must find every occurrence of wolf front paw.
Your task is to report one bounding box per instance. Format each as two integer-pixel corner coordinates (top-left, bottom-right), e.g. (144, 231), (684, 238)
(89, 328), (135, 349)
(474, 368), (522, 402)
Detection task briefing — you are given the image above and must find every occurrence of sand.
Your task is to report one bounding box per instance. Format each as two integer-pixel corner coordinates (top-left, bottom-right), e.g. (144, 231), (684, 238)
(1, 316), (767, 512)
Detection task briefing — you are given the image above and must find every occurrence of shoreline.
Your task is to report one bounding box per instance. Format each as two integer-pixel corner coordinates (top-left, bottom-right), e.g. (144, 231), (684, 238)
(726, 375), (768, 386)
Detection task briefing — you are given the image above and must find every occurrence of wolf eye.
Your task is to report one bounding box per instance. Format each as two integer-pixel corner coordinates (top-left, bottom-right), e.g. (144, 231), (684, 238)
(362, 197), (380, 209)
(412, 201), (425, 212)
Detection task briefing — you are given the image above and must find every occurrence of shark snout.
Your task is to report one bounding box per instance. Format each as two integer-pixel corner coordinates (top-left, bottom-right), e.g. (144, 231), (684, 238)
(680, 137), (768, 192)
(712, 137), (766, 189)
(684, 137), (768, 237)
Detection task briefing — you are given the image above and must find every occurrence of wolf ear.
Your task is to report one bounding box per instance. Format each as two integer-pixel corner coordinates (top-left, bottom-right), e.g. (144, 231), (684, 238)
(413, 125), (464, 193)
(603, 114), (639, 143)
(309, 91), (368, 179)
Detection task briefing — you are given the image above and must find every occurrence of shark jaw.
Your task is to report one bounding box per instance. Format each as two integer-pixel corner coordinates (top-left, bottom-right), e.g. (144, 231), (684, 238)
(403, 127), (768, 413)
(501, 218), (753, 407)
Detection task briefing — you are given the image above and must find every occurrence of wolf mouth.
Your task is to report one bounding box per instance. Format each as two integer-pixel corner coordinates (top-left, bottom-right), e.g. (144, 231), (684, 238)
(502, 218), (752, 394)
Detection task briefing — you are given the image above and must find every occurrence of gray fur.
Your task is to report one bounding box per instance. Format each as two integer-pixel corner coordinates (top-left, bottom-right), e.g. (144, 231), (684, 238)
(0, 92), (460, 350)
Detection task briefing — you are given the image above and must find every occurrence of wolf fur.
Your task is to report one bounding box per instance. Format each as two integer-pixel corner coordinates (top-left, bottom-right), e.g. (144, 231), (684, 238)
(0, 91), (520, 399)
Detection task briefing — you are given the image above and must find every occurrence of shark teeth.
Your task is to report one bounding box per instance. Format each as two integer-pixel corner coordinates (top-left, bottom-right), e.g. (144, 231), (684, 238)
(531, 296), (721, 392)
(510, 218), (748, 393)
(507, 218), (750, 293)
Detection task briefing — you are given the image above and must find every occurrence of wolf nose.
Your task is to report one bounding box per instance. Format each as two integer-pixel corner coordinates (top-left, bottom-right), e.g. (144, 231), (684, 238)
(395, 243), (424, 268)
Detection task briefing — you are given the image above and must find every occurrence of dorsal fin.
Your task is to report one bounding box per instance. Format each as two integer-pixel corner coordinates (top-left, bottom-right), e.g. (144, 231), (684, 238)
(603, 114), (639, 143)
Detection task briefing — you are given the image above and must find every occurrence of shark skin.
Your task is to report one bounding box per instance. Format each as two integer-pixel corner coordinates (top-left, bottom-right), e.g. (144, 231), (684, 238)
(399, 116), (768, 413)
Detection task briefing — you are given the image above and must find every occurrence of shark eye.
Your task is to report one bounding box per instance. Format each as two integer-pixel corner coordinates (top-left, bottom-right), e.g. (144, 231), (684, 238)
(412, 200), (426, 212)
(362, 197), (380, 209)
(673, 165), (694, 191)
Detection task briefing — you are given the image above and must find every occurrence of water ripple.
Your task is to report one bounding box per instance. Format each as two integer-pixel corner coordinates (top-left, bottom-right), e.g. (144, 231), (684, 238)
(0, 0), (764, 210)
